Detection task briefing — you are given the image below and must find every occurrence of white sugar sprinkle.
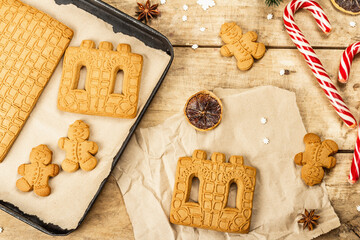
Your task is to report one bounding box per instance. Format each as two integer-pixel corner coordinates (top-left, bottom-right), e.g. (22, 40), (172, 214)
(0, 227), (3, 233)
(160, 0), (166, 4)
(279, 69), (285, 76)
(267, 13), (273, 20)
(182, 15), (188, 21)
(350, 21), (357, 27)
(200, 27), (206, 32)
(263, 138), (270, 144)
(183, 4), (189, 11)
(192, 44), (199, 50)
(261, 117), (267, 124)
(357, 205), (360, 211)
(197, 0), (215, 10)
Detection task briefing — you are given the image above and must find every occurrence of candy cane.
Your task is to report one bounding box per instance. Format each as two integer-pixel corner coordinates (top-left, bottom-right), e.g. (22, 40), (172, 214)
(349, 126), (360, 184)
(337, 42), (360, 183)
(283, 0), (357, 128)
(338, 42), (360, 83)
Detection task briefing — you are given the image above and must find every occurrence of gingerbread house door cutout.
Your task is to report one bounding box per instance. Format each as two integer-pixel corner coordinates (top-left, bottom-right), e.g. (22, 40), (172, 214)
(225, 181), (239, 209)
(187, 175), (200, 204)
(170, 150), (256, 234)
(76, 65), (88, 91)
(57, 40), (143, 119)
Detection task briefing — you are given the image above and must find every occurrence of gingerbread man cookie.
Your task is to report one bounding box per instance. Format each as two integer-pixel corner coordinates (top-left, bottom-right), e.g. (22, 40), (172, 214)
(16, 145), (59, 197)
(220, 22), (266, 71)
(59, 120), (98, 172)
(294, 133), (338, 186)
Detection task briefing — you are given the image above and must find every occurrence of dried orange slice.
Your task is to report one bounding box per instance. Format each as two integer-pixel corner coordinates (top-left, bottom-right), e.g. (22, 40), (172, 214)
(184, 90), (223, 131)
(331, 0), (360, 15)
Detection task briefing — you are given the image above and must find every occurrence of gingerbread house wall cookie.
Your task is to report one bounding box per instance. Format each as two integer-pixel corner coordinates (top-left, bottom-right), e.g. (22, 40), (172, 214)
(0, 0), (73, 162)
(170, 150), (257, 233)
(57, 40), (143, 119)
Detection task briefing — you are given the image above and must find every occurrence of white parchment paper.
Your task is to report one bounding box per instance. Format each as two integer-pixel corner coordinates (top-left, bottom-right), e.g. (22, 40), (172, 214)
(0, 0), (170, 229)
(113, 86), (340, 240)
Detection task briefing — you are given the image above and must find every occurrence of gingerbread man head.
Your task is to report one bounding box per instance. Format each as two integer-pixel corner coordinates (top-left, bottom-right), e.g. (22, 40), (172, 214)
(30, 144), (52, 165)
(68, 120), (90, 142)
(294, 133), (338, 186)
(220, 22), (242, 44)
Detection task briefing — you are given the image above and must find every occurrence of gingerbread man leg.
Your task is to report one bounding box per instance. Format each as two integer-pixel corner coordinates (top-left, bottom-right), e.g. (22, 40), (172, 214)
(34, 185), (51, 197)
(321, 156), (336, 169)
(301, 165), (324, 186)
(241, 32), (266, 60)
(16, 178), (32, 192)
(62, 158), (79, 172)
(234, 51), (254, 71)
(320, 139), (338, 169)
(80, 156), (97, 171)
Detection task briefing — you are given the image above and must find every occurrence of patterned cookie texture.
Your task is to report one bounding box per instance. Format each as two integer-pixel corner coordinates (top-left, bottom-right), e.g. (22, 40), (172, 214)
(294, 133), (338, 186)
(57, 40), (143, 118)
(58, 120), (98, 172)
(16, 145), (59, 197)
(170, 150), (257, 234)
(220, 22), (266, 71)
(0, 0), (73, 162)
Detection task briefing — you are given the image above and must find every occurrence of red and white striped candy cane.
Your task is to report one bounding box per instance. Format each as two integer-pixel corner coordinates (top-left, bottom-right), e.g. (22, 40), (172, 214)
(283, 0), (357, 128)
(338, 42), (360, 83)
(338, 42), (360, 183)
(349, 126), (360, 183)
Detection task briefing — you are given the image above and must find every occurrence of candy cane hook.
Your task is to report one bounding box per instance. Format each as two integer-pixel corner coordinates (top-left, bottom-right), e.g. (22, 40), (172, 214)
(338, 42), (360, 83)
(338, 42), (360, 183)
(283, 0), (357, 128)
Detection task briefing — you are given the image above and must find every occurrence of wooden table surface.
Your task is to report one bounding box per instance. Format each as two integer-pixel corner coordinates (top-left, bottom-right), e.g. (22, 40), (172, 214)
(2, 0), (360, 239)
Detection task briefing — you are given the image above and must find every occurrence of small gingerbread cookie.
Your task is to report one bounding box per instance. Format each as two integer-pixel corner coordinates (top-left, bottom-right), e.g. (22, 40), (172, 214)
(16, 145), (59, 197)
(220, 22), (266, 71)
(294, 133), (338, 186)
(59, 120), (98, 172)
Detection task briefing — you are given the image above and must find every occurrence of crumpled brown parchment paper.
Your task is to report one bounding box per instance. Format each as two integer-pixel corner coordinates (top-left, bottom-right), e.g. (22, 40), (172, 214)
(113, 86), (340, 240)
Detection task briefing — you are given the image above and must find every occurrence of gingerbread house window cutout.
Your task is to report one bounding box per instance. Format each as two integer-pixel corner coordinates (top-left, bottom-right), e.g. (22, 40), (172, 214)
(170, 150), (257, 233)
(57, 40), (143, 119)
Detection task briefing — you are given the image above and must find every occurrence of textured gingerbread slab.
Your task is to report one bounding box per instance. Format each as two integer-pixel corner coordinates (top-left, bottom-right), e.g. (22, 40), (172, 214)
(57, 40), (143, 118)
(0, 0), (73, 162)
(170, 150), (256, 233)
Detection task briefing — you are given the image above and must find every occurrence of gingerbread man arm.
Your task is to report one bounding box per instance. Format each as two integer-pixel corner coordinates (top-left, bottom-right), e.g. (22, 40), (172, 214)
(241, 31), (266, 60)
(18, 164), (26, 176)
(88, 141), (98, 155)
(220, 44), (234, 57)
(58, 137), (67, 150)
(242, 31), (258, 42)
(319, 140), (338, 169)
(294, 152), (305, 166)
(47, 164), (60, 177)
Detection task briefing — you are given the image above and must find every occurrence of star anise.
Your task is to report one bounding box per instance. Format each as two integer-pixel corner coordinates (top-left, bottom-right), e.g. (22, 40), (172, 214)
(298, 209), (320, 231)
(136, 0), (160, 23)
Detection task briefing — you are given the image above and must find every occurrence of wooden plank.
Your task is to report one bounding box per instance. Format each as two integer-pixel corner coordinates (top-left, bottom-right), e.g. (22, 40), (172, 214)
(138, 47), (360, 150)
(323, 154), (360, 239)
(103, 0), (360, 47)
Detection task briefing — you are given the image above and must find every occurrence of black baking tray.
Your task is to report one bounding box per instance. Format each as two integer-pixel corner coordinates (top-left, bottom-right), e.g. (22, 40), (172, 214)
(0, 0), (174, 236)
